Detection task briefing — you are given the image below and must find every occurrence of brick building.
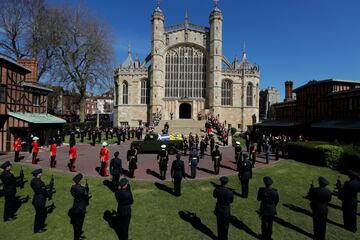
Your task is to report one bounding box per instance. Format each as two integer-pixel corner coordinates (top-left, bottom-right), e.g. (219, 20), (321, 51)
(0, 55), (65, 152)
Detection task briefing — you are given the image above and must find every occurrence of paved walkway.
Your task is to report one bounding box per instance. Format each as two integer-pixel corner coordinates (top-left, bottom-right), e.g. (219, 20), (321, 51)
(0, 140), (282, 181)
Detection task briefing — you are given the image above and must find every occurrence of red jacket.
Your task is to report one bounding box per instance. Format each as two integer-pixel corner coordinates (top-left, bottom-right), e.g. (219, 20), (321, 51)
(50, 144), (57, 156)
(32, 141), (39, 153)
(99, 147), (109, 162)
(14, 138), (22, 151)
(69, 146), (77, 159)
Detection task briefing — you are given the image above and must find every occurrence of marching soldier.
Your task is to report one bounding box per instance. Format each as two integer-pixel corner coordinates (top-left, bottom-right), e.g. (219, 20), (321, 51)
(49, 138), (57, 168)
(171, 153), (185, 196)
(238, 153), (252, 198)
(212, 145), (222, 175)
(91, 130), (96, 146)
(183, 137), (189, 155)
(157, 145), (169, 180)
(234, 141), (242, 165)
(116, 129), (121, 145)
(99, 142), (110, 177)
(250, 143), (257, 167)
(110, 152), (123, 185)
(30, 169), (49, 233)
(257, 176), (279, 240)
(199, 136), (206, 158)
(213, 176), (234, 240)
(337, 170), (360, 232)
(1, 161), (22, 221)
(70, 173), (90, 240)
(308, 176), (332, 240)
(105, 128), (109, 140)
(189, 146), (199, 179)
(68, 143), (77, 172)
(80, 129), (85, 143)
(97, 129), (102, 143)
(127, 146), (138, 178)
(13, 136), (23, 162)
(210, 136), (215, 156)
(264, 141), (271, 164)
(115, 178), (134, 240)
(31, 136), (40, 164)
(69, 131), (76, 146)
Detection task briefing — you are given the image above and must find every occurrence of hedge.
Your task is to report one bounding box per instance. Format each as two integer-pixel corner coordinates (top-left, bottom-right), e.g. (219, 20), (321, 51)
(287, 141), (360, 171)
(63, 121), (113, 132)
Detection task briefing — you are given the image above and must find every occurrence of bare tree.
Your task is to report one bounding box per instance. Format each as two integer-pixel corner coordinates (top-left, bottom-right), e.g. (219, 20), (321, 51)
(53, 4), (114, 122)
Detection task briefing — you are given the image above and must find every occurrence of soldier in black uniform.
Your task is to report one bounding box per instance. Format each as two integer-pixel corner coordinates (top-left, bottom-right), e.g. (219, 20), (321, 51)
(115, 178), (134, 240)
(189, 147), (199, 179)
(183, 138), (189, 155)
(238, 153), (252, 198)
(116, 129), (121, 145)
(210, 137), (215, 156)
(70, 130), (76, 146)
(308, 176), (332, 240)
(171, 154), (185, 196)
(122, 128), (126, 142)
(234, 141), (242, 165)
(91, 130), (97, 146)
(157, 145), (169, 180)
(70, 173), (90, 240)
(257, 176), (279, 240)
(80, 129), (85, 143)
(213, 176), (234, 240)
(110, 152), (123, 185)
(212, 145), (222, 175)
(199, 136), (206, 158)
(97, 129), (102, 143)
(30, 169), (49, 233)
(127, 146), (138, 178)
(1, 161), (22, 221)
(337, 170), (360, 232)
(105, 128), (109, 140)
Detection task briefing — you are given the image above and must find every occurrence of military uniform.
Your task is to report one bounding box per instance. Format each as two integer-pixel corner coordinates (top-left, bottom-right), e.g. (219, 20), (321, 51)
(213, 176), (234, 240)
(1, 161), (21, 221)
(309, 177), (332, 240)
(110, 152), (123, 184)
(189, 149), (199, 179)
(49, 141), (57, 168)
(257, 176), (279, 240)
(171, 154), (185, 196)
(234, 144), (242, 164)
(127, 148), (137, 178)
(238, 154), (252, 198)
(199, 138), (206, 158)
(70, 174), (89, 240)
(31, 169), (49, 233)
(212, 147), (222, 175)
(115, 178), (134, 240)
(157, 148), (169, 179)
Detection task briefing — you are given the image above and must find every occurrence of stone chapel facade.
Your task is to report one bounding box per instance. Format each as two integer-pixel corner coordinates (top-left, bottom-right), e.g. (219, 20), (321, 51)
(114, 2), (260, 130)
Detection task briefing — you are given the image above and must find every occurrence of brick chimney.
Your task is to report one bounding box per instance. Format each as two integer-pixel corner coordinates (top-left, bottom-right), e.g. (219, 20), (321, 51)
(284, 80), (293, 102)
(18, 59), (38, 82)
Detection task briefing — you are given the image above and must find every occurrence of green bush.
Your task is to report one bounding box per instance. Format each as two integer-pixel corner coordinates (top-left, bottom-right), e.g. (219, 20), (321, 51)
(287, 141), (327, 166)
(314, 144), (343, 169)
(341, 145), (360, 171)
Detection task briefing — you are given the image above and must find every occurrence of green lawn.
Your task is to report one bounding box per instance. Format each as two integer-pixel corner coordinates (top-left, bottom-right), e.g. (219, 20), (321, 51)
(0, 160), (358, 240)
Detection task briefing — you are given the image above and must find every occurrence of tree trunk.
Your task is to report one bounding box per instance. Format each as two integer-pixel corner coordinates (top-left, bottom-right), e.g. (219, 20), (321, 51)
(79, 97), (86, 123)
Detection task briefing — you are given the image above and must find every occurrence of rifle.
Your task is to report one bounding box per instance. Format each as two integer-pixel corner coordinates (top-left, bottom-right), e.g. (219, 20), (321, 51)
(85, 179), (92, 204)
(46, 175), (56, 200)
(306, 180), (314, 199)
(16, 167), (27, 189)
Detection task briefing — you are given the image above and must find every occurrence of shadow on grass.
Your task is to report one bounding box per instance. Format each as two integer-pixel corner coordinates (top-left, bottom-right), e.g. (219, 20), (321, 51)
(146, 169), (162, 180)
(178, 211), (217, 240)
(197, 167), (214, 174)
(210, 181), (242, 197)
(154, 182), (177, 197)
(230, 215), (260, 239)
(103, 210), (121, 239)
(103, 180), (116, 192)
(220, 164), (237, 172)
(283, 203), (344, 228)
(273, 216), (314, 239)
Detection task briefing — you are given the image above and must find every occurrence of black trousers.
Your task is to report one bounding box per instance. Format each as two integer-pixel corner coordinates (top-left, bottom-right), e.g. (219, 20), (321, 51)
(118, 215), (131, 240)
(34, 206), (47, 233)
(313, 213), (327, 240)
(4, 195), (16, 220)
(173, 178), (182, 195)
(217, 216), (230, 240)
(241, 178), (249, 198)
(50, 156), (56, 168)
(160, 168), (167, 179)
(261, 215), (274, 240)
(72, 213), (85, 240)
(343, 205), (357, 232)
(14, 151), (20, 162)
(191, 165), (197, 178)
(112, 174), (120, 185)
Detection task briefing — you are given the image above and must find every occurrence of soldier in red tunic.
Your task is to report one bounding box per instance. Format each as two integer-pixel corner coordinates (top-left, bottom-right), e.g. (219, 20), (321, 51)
(31, 137), (40, 164)
(13, 136), (22, 162)
(99, 142), (109, 176)
(68, 144), (77, 172)
(49, 139), (57, 168)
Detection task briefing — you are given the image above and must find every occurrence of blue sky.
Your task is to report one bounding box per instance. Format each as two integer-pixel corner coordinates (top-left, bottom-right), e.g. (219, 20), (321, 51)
(48, 0), (360, 98)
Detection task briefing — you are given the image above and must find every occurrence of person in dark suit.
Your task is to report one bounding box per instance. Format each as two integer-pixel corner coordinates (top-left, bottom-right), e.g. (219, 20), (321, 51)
(212, 145), (222, 175)
(127, 146), (138, 178)
(110, 152), (123, 185)
(238, 153), (252, 198)
(338, 170), (360, 232)
(157, 145), (169, 180)
(189, 147), (199, 179)
(1, 161), (21, 221)
(30, 169), (49, 233)
(70, 173), (90, 240)
(257, 176), (279, 240)
(115, 178), (134, 240)
(171, 153), (185, 196)
(308, 176), (332, 240)
(213, 176), (234, 240)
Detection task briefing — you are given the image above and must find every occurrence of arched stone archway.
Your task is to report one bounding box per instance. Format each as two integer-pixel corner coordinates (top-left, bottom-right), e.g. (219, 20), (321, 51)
(179, 103), (192, 119)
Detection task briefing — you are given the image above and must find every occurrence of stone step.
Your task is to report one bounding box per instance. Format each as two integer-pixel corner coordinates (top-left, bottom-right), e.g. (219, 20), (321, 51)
(154, 119), (207, 135)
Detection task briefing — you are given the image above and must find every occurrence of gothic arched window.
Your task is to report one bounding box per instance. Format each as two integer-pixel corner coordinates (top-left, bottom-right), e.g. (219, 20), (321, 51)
(141, 79), (149, 104)
(221, 80), (232, 106)
(115, 83), (119, 105)
(247, 82), (253, 106)
(165, 46), (206, 98)
(122, 81), (128, 104)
